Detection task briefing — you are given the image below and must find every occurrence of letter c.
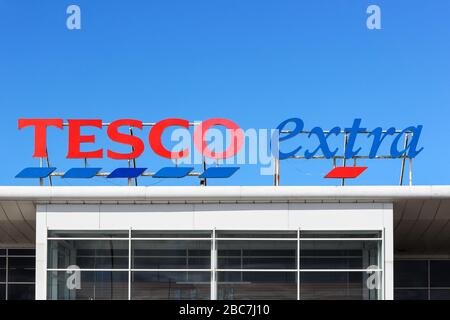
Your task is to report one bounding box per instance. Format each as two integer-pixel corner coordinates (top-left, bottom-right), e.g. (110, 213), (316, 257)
(149, 118), (190, 159)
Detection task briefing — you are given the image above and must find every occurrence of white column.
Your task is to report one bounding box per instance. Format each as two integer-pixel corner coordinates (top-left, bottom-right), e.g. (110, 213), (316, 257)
(128, 228), (131, 300)
(210, 229), (217, 300)
(383, 203), (394, 300)
(35, 204), (48, 300)
(297, 228), (300, 300)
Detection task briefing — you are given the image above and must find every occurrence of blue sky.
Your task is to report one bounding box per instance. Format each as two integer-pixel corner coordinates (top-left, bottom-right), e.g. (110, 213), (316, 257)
(0, 0), (449, 186)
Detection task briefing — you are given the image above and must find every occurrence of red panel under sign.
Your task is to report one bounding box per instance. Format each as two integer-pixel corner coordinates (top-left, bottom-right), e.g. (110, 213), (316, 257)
(325, 166), (368, 179)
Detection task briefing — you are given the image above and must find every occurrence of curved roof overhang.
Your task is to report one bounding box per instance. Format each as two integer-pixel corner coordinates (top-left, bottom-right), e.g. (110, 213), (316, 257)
(1, 186), (450, 253)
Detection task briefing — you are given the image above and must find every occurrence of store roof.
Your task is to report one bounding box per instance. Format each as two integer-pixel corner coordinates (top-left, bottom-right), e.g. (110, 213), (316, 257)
(1, 186), (450, 253)
(1, 185), (450, 202)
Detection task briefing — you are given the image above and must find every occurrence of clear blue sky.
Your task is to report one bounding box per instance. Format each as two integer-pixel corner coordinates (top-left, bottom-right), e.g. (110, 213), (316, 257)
(0, 0), (449, 186)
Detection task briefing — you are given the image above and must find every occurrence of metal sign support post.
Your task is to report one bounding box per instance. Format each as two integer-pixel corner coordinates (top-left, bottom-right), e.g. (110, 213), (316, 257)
(274, 157), (280, 186)
(342, 133), (349, 186)
(39, 157), (43, 186)
(399, 133), (409, 186)
(129, 127), (138, 186)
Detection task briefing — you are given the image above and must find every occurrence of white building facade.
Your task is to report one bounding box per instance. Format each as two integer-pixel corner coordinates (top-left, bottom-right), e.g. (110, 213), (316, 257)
(1, 186), (450, 300)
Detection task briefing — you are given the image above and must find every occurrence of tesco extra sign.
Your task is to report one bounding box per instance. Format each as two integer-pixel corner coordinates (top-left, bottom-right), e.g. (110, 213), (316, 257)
(18, 118), (423, 161)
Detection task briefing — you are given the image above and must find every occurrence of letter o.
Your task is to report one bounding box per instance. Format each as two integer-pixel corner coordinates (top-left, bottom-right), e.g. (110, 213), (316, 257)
(193, 118), (244, 159)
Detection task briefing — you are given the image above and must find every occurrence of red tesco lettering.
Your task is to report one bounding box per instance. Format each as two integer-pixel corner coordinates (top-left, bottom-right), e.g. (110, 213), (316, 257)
(18, 118), (244, 160)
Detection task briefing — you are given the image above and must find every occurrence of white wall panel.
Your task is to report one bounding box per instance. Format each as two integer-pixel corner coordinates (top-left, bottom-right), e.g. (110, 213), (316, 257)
(193, 203), (289, 230)
(46, 204), (100, 230)
(288, 203), (386, 230)
(35, 204), (47, 300)
(44, 202), (390, 232)
(99, 204), (195, 230)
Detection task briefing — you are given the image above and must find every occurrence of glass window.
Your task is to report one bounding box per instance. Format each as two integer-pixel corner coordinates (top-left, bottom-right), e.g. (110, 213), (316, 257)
(8, 284), (35, 300)
(0, 257), (6, 282)
(218, 272), (297, 300)
(394, 260), (428, 288)
(44, 229), (386, 300)
(132, 240), (211, 269)
(131, 271), (210, 300)
(132, 231), (211, 238)
(48, 231), (128, 238)
(217, 240), (296, 270)
(430, 261), (450, 287)
(300, 240), (380, 269)
(47, 271), (128, 300)
(430, 289), (450, 300)
(300, 272), (380, 300)
(48, 240), (128, 269)
(8, 256), (35, 282)
(300, 231), (381, 238)
(0, 249), (6, 256)
(217, 231), (297, 238)
(8, 249), (35, 256)
(0, 285), (5, 300)
(394, 289), (428, 300)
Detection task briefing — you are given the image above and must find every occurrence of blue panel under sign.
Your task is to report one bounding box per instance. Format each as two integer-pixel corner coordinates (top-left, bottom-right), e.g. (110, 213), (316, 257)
(153, 167), (194, 178)
(107, 168), (147, 178)
(62, 168), (102, 179)
(199, 167), (239, 178)
(15, 167), (56, 178)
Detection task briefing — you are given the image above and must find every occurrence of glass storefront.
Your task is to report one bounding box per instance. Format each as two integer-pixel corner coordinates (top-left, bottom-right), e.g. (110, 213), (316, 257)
(132, 271), (211, 300)
(0, 248), (35, 300)
(46, 230), (383, 300)
(395, 260), (450, 300)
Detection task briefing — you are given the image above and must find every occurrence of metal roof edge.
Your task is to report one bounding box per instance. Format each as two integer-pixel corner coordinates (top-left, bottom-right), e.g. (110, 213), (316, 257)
(0, 185), (449, 202)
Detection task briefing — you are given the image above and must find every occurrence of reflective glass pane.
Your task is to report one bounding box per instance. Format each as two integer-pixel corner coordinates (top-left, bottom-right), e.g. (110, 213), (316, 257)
(48, 231), (128, 238)
(430, 289), (450, 300)
(8, 249), (35, 256)
(131, 271), (210, 300)
(217, 241), (297, 269)
(48, 240), (128, 269)
(430, 261), (450, 287)
(8, 284), (35, 300)
(300, 272), (381, 300)
(394, 260), (428, 288)
(217, 231), (297, 238)
(0, 257), (5, 282)
(47, 271), (128, 300)
(300, 231), (381, 238)
(132, 231), (211, 238)
(0, 249), (6, 256)
(8, 256), (35, 282)
(218, 272), (297, 300)
(394, 289), (428, 300)
(300, 240), (380, 269)
(132, 240), (210, 269)
(0, 284), (5, 300)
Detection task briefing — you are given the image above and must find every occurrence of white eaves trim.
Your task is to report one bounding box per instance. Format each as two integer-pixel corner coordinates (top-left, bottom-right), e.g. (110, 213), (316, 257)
(0, 186), (450, 202)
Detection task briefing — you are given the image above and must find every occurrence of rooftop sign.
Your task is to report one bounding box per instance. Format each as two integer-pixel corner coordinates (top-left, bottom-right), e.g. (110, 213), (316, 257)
(16, 118), (423, 185)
